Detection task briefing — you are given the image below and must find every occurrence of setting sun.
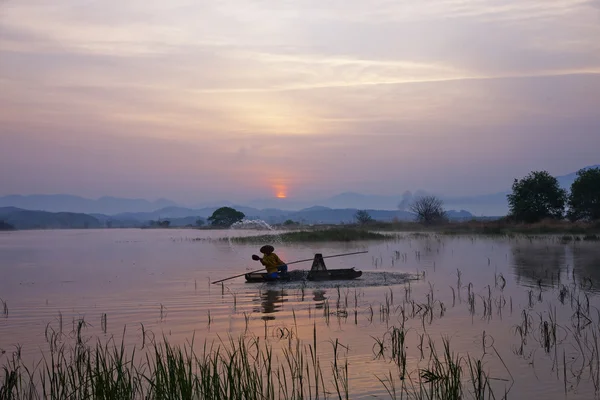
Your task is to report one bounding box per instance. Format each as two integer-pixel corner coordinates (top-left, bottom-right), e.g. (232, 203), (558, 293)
(272, 182), (288, 199)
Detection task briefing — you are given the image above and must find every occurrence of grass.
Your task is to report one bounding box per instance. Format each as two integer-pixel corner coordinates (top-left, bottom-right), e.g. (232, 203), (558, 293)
(226, 228), (395, 243)
(1, 329), (350, 400)
(361, 219), (600, 235)
(0, 326), (509, 400)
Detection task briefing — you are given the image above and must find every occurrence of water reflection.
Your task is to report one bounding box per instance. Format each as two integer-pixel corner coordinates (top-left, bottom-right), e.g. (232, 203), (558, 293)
(254, 289), (288, 320)
(572, 244), (600, 289)
(511, 242), (566, 288)
(313, 290), (327, 309)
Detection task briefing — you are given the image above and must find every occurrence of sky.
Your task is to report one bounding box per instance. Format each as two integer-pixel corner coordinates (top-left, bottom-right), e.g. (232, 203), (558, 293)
(1, 0), (600, 205)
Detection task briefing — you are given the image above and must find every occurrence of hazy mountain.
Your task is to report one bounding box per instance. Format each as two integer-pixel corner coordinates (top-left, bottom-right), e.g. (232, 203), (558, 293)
(556, 164), (600, 189)
(1, 164), (595, 218)
(247, 207), (472, 225)
(0, 205), (474, 229)
(298, 165), (599, 216)
(0, 207), (101, 229)
(0, 195), (177, 214)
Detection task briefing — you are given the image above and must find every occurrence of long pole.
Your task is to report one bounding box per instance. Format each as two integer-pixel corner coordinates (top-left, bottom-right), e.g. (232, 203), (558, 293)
(210, 250), (368, 284)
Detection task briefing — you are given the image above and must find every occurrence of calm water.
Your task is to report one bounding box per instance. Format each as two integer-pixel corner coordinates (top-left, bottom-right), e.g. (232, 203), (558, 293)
(1, 229), (600, 398)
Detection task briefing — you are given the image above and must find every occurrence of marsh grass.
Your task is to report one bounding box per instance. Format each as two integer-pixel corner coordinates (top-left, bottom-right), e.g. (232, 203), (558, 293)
(0, 327), (355, 400)
(0, 298), (7, 318)
(1, 324), (512, 400)
(366, 219), (600, 235)
(226, 228), (395, 243)
(375, 333), (507, 400)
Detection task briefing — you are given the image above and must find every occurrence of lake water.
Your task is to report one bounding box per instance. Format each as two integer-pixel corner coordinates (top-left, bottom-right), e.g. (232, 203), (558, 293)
(1, 229), (600, 398)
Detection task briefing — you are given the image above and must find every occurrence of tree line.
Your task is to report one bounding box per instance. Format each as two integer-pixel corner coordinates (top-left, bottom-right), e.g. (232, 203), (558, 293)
(201, 167), (600, 228)
(508, 167), (600, 223)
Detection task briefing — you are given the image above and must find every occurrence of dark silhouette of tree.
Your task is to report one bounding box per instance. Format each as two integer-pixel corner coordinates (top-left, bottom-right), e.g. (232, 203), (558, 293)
(0, 220), (15, 231)
(207, 207), (245, 227)
(507, 171), (566, 223)
(410, 196), (447, 224)
(159, 220), (171, 228)
(568, 167), (600, 221)
(196, 218), (205, 227)
(354, 210), (373, 224)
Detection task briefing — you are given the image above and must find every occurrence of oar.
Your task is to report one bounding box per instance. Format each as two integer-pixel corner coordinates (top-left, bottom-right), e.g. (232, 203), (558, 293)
(210, 250), (368, 284)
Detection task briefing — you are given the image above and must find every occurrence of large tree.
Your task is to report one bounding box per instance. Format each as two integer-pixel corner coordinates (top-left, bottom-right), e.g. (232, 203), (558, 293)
(568, 167), (600, 221)
(410, 195), (447, 224)
(507, 171), (567, 223)
(207, 207), (245, 227)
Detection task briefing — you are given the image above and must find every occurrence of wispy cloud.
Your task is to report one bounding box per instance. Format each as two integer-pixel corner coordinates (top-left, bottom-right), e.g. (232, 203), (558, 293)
(1, 0), (599, 202)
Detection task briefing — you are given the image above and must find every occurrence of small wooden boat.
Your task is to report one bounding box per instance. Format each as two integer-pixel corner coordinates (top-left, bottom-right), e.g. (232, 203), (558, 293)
(244, 253), (362, 283)
(244, 271), (292, 283)
(244, 268), (362, 283)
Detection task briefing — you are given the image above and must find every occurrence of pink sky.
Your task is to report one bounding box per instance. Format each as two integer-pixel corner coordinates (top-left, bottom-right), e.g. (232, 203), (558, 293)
(1, 0), (599, 204)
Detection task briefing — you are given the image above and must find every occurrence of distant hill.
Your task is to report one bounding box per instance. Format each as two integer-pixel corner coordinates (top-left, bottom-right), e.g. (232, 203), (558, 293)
(1, 164), (595, 219)
(0, 195), (177, 214)
(556, 164), (600, 189)
(0, 205), (474, 229)
(0, 207), (101, 229)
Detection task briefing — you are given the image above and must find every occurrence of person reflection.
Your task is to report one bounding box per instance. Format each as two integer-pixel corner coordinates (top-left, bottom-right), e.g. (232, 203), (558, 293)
(256, 289), (287, 320)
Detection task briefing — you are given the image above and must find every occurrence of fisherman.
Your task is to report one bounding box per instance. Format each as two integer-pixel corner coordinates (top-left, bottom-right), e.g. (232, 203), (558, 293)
(253, 245), (288, 279)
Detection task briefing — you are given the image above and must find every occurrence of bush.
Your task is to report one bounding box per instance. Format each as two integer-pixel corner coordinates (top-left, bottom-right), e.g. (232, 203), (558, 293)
(410, 196), (447, 225)
(354, 210), (373, 225)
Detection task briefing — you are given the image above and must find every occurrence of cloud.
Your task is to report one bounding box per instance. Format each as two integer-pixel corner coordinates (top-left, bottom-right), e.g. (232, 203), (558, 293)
(1, 0), (599, 202)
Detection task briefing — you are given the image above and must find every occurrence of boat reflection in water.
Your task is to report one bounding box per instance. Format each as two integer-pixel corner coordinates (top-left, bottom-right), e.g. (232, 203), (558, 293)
(255, 289), (289, 320)
(313, 290), (327, 309)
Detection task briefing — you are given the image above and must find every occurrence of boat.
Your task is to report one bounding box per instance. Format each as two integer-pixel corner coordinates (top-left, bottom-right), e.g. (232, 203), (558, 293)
(244, 268), (362, 283)
(244, 253), (363, 283)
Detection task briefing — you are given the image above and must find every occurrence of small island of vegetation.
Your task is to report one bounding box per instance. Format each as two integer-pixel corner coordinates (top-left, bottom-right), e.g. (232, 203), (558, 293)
(226, 227), (394, 244)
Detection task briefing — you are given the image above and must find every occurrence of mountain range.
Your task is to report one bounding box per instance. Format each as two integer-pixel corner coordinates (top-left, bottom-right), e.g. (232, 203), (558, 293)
(0, 164), (596, 221)
(0, 205), (473, 229)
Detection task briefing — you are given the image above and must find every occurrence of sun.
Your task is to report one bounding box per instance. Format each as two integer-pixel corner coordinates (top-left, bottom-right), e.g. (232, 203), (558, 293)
(273, 182), (287, 199)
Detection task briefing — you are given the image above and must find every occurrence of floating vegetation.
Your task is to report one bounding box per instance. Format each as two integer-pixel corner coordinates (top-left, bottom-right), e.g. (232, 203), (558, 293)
(225, 228), (396, 243)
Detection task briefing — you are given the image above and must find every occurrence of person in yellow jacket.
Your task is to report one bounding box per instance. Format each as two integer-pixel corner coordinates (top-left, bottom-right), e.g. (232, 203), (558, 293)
(253, 245), (288, 279)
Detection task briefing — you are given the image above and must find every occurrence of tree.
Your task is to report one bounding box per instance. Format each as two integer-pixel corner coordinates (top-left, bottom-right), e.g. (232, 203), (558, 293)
(507, 171), (567, 223)
(568, 167), (600, 221)
(207, 207), (245, 227)
(159, 220), (171, 228)
(354, 210), (373, 224)
(0, 220), (15, 231)
(196, 218), (205, 227)
(410, 196), (447, 224)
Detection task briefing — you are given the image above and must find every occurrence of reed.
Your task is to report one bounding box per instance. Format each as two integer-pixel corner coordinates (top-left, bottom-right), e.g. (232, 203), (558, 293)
(1, 328), (355, 400)
(0, 298), (7, 318)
